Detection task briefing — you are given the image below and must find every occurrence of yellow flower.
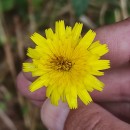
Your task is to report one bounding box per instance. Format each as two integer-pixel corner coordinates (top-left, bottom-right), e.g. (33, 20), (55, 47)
(23, 20), (110, 109)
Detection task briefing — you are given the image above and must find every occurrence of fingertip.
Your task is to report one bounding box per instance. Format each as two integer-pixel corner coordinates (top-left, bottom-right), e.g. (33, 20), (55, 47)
(16, 71), (31, 95)
(23, 71), (37, 82)
(17, 71), (46, 101)
(41, 99), (70, 130)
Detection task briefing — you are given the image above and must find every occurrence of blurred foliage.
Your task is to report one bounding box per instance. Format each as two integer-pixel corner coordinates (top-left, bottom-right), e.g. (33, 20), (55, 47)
(0, 0), (43, 12)
(96, 0), (119, 5)
(127, 0), (130, 14)
(15, 0), (28, 19)
(71, 0), (90, 17)
(105, 8), (115, 24)
(0, 0), (15, 11)
(0, 88), (12, 111)
(32, 0), (44, 11)
(0, 102), (7, 110)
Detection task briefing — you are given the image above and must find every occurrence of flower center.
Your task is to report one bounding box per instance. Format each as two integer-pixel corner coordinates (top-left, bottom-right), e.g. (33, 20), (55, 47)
(50, 56), (72, 71)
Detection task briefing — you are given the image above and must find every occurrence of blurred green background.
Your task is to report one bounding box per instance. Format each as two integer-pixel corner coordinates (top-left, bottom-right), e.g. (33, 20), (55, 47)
(0, 0), (129, 130)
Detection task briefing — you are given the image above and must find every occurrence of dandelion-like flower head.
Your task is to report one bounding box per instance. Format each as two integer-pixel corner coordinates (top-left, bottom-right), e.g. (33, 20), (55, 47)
(23, 20), (110, 109)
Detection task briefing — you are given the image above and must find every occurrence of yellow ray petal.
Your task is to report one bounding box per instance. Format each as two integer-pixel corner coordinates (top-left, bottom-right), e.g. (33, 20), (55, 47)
(88, 41), (109, 56)
(23, 63), (36, 72)
(32, 69), (45, 77)
(84, 74), (104, 91)
(87, 69), (104, 76)
(35, 46), (53, 58)
(29, 76), (47, 92)
(88, 40), (101, 50)
(89, 60), (110, 70)
(78, 29), (96, 49)
(27, 48), (40, 59)
(55, 20), (65, 38)
(46, 84), (56, 98)
(77, 88), (92, 105)
(30, 33), (46, 46)
(72, 23), (83, 41)
(45, 28), (54, 39)
(66, 26), (72, 37)
(65, 84), (78, 109)
(50, 89), (60, 106)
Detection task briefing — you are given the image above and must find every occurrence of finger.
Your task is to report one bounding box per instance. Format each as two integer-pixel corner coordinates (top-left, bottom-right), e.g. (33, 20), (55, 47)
(30, 100), (44, 107)
(95, 18), (130, 67)
(64, 103), (130, 130)
(91, 65), (130, 102)
(27, 99), (130, 124)
(16, 72), (46, 101)
(99, 102), (130, 123)
(28, 99), (130, 124)
(23, 71), (36, 82)
(41, 99), (70, 130)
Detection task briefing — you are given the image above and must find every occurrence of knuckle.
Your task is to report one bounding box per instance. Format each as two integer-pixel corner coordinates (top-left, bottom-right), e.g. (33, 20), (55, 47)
(64, 104), (107, 130)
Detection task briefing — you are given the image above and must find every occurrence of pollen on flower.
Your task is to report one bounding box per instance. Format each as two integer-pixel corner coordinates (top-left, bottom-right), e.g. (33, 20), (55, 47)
(50, 56), (72, 71)
(23, 20), (110, 109)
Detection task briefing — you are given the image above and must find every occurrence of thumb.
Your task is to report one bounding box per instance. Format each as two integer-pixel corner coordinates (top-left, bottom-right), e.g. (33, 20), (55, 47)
(64, 103), (130, 130)
(41, 99), (70, 130)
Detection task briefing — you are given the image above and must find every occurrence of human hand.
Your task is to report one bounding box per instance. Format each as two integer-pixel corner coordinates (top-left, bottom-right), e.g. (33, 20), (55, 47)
(17, 18), (130, 130)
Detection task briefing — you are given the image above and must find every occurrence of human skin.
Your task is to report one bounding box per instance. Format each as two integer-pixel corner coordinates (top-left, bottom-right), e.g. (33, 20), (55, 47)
(17, 18), (130, 130)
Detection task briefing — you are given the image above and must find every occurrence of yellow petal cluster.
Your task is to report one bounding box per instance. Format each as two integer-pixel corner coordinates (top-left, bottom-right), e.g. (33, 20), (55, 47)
(23, 20), (110, 109)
